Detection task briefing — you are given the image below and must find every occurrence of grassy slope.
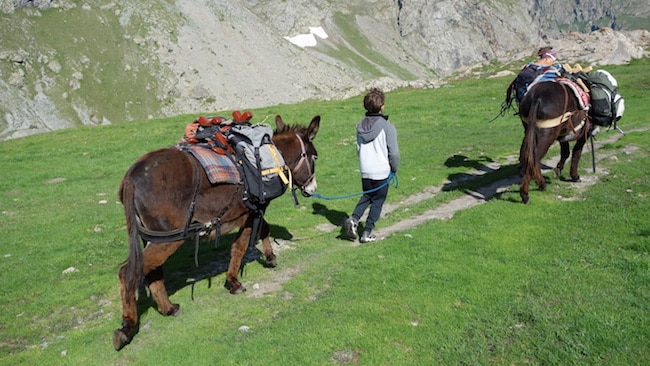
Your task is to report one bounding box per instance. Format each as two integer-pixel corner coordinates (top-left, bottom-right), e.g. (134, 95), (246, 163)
(0, 4), (178, 133)
(0, 59), (648, 365)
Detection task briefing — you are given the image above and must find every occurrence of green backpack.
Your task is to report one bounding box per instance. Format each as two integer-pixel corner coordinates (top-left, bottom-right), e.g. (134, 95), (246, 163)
(588, 70), (625, 127)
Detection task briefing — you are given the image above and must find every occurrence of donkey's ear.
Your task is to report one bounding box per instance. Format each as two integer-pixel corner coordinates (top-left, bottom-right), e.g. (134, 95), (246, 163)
(306, 115), (320, 141)
(275, 115), (287, 132)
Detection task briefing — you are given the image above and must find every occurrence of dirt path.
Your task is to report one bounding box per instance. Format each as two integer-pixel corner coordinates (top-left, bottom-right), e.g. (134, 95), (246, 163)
(248, 128), (638, 296)
(373, 129), (634, 242)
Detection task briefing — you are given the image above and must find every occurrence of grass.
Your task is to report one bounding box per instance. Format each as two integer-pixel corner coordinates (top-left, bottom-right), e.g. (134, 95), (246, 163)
(0, 58), (648, 365)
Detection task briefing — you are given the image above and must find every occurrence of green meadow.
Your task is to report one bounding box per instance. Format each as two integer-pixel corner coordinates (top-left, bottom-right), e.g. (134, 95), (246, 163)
(0, 59), (648, 365)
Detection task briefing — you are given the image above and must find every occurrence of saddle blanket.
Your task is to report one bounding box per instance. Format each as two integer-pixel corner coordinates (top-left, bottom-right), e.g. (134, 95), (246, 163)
(557, 77), (590, 110)
(176, 144), (241, 185)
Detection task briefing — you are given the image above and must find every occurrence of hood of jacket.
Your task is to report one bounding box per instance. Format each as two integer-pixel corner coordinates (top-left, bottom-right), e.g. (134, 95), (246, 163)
(356, 113), (389, 143)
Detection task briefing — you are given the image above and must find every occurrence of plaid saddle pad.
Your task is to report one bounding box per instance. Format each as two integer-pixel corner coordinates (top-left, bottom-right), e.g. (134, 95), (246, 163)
(177, 144), (241, 184)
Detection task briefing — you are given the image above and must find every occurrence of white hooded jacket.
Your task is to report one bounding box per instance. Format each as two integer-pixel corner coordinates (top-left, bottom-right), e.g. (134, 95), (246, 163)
(356, 113), (400, 180)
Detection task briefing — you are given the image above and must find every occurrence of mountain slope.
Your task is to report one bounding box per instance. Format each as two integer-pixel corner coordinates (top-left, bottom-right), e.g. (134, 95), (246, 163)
(0, 0), (648, 140)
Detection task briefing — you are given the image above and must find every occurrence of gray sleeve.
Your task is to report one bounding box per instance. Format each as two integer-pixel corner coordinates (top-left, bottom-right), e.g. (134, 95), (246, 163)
(385, 122), (400, 172)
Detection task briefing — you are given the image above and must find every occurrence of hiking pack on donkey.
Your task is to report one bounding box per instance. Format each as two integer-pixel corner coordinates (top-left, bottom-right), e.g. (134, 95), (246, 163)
(506, 63), (625, 129)
(178, 111), (290, 210)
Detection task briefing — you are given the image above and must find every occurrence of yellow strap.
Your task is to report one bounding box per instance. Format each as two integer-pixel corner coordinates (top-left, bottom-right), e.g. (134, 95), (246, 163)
(269, 146), (283, 165)
(261, 166), (290, 185)
(267, 147), (290, 184)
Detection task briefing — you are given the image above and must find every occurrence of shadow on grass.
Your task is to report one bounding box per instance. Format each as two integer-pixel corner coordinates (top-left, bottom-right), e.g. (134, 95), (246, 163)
(442, 154), (517, 188)
(437, 154), (561, 204)
(442, 154), (498, 191)
(311, 202), (355, 241)
(311, 202), (348, 225)
(135, 222), (295, 318)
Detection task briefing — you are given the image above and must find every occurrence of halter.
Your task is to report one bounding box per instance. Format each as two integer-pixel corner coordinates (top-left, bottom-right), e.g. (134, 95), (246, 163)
(290, 133), (316, 205)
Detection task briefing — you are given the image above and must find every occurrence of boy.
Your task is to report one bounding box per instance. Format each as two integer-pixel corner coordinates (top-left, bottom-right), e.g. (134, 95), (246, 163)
(343, 88), (400, 243)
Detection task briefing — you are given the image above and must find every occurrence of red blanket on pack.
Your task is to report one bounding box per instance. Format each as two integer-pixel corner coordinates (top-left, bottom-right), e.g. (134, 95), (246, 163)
(557, 77), (590, 110)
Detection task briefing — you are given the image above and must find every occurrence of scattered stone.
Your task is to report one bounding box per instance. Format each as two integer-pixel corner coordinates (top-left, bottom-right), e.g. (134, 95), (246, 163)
(62, 267), (79, 274)
(47, 60), (61, 73)
(44, 178), (66, 185)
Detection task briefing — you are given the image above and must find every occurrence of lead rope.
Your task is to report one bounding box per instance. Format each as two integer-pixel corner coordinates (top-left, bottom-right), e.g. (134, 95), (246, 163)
(311, 172), (398, 201)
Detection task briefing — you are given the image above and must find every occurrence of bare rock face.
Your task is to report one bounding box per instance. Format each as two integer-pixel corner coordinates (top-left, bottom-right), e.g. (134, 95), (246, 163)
(550, 28), (650, 66)
(0, 0), (648, 140)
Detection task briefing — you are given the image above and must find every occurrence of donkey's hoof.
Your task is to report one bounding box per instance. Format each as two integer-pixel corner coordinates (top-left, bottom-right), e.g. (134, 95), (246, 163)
(265, 256), (277, 268)
(113, 329), (130, 351)
(166, 304), (181, 316)
(571, 176), (581, 182)
(224, 280), (247, 294)
(553, 168), (561, 179)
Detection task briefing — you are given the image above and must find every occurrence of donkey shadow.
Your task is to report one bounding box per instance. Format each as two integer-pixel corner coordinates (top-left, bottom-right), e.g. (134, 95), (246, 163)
(442, 154), (498, 190)
(441, 154), (531, 202)
(135, 223), (293, 316)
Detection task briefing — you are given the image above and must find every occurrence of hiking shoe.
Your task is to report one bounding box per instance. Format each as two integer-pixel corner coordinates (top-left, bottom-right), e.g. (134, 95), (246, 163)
(359, 231), (376, 243)
(342, 217), (358, 240)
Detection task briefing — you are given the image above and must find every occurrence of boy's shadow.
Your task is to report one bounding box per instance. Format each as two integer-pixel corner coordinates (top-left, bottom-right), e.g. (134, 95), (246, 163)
(311, 202), (356, 240)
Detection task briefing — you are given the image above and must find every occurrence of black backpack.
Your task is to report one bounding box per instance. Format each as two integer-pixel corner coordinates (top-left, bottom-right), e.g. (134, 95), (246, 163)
(511, 63), (550, 104)
(227, 124), (290, 210)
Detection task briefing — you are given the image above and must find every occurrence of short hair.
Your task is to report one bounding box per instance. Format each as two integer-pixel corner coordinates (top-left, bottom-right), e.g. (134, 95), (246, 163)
(363, 88), (385, 113)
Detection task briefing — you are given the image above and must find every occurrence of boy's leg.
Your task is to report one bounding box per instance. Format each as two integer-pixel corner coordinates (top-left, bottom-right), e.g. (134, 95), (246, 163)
(351, 178), (374, 219)
(363, 179), (389, 233)
(345, 193), (370, 240)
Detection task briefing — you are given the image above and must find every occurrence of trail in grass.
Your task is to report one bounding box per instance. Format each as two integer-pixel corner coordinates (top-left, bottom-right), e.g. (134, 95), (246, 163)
(374, 129), (634, 241)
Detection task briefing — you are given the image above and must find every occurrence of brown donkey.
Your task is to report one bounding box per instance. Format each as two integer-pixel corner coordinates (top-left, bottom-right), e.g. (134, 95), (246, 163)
(114, 115), (320, 350)
(519, 81), (590, 204)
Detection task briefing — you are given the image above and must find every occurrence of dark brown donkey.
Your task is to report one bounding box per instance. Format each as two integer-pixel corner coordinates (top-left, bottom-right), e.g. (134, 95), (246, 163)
(113, 115), (320, 350)
(519, 81), (590, 204)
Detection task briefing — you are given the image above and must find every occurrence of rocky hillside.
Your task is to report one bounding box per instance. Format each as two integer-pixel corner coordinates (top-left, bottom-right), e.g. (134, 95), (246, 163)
(0, 0), (649, 140)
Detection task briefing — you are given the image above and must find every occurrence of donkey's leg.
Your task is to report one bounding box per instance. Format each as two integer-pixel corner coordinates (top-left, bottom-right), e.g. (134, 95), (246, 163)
(568, 137), (587, 182)
(224, 227), (250, 294)
(259, 219), (277, 268)
(554, 141), (570, 179)
(114, 263), (139, 350)
(142, 240), (185, 316)
(533, 130), (558, 191)
(519, 134), (534, 204)
(520, 172), (532, 204)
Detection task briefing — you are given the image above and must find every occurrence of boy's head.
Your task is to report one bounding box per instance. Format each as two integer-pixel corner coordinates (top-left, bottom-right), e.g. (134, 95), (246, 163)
(364, 88), (385, 113)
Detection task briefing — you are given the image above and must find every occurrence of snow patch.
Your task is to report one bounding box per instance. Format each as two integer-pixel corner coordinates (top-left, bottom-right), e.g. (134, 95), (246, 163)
(284, 26), (328, 48)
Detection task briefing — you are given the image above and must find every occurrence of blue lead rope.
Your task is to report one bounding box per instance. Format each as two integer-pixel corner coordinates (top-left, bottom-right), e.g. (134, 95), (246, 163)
(311, 172), (398, 200)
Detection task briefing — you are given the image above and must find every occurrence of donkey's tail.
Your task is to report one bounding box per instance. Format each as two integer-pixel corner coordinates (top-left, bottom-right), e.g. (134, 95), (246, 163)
(118, 177), (143, 297)
(523, 99), (541, 178)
